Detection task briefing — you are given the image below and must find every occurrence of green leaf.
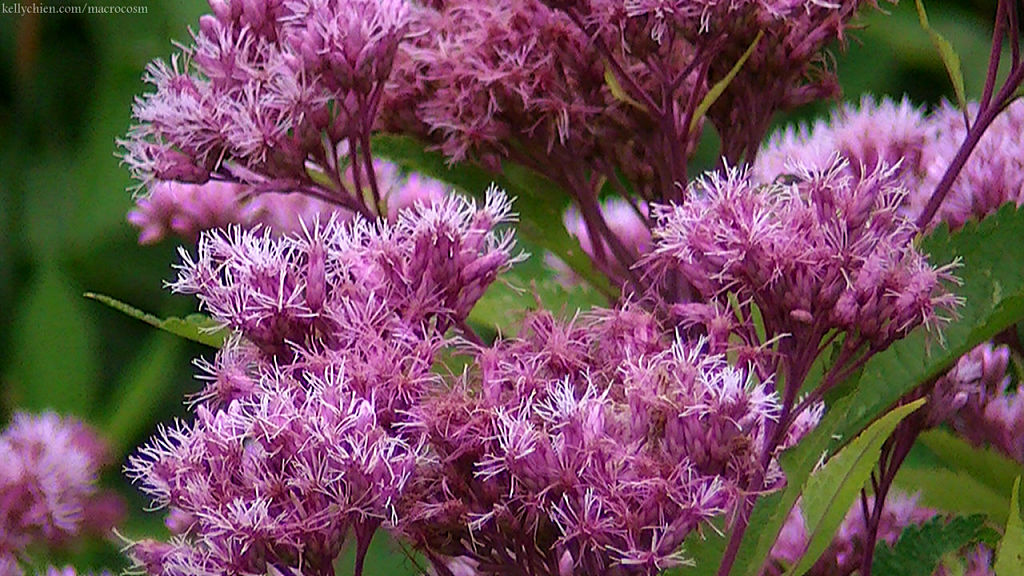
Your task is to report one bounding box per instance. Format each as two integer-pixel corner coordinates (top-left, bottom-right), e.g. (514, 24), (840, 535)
(84, 292), (228, 348)
(914, 0), (968, 114)
(371, 134), (615, 299)
(913, 429), (1024, 522)
(874, 515), (989, 576)
(5, 261), (100, 414)
(896, 467), (1011, 525)
(833, 204), (1024, 446)
(604, 67), (648, 113)
(336, 531), (425, 576)
(469, 269), (604, 335)
(677, 394), (914, 576)
(995, 477), (1024, 576)
(785, 398), (927, 576)
(919, 429), (1024, 492)
(688, 30), (764, 135)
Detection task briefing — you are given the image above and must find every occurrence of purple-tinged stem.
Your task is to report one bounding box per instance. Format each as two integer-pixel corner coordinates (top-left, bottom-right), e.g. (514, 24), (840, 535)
(300, 183), (375, 220)
(596, 159), (651, 224)
(979, 0), (1006, 111)
(360, 130), (384, 216)
(560, 7), (661, 116)
(859, 411), (923, 576)
(576, 192), (644, 288)
(717, 335), (873, 576)
(1008, 0), (1020, 67)
(917, 36), (1024, 229)
(457, 319), (485, 346)
(348, 134), (367, 209)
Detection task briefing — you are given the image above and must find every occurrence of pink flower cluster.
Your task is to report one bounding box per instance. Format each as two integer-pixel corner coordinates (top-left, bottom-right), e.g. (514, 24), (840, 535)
(126, 190), (520, 575)
(125, 186), (825, 575)
(120, 0), (411, 218)
(113, 1), (1024, 574)
(398, 309), (796, 575)
(939, 344), (1024, 463)
(127, 368), (420, 576)
(385, 0), (865, 188)
(756, 96), (1024, 230)
(121, 0), (873, 291)
(648, 159), (958, 396)
(0, 413), (122, 575)
(127, 161), (448, 245)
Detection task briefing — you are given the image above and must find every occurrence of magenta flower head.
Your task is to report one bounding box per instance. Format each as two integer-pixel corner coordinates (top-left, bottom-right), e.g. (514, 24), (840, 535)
(128, 187), (520, 575)
(756, 96), (1024, 231)
(933, 343), (1024, 463)
(907, 99), (1024, 229)
(121, 0), (412, 220)
(126, 159), (447, 244)
(0, 413), (123, 565)
(755, 95), (930, 185)
(169, 186), (519, 356)
(647, 158), (958, 363)
(126, 364), (420, 576)
(127, 180), (346, 244)
(397, 308), (786, 576)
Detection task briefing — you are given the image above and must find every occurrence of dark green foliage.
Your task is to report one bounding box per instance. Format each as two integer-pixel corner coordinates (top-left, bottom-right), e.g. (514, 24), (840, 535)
(681, 205), (1024, 576)
(874, 515), (992, 576)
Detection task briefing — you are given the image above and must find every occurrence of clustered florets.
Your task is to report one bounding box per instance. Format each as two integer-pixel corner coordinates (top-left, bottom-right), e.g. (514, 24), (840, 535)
(122, 0), (868, 290)
(122, 182), (837, 575)
(651, 158), (958, 352)
(126, 190), (520, 574)
(0, 413), (121, 575)
(127, 367), (421, 575)
(940, 343), (1024, 462)
(757, 96), (1024, 230)
(120, 0), (412, 222)
(104, 0), (1024, 575)
(397, 310), (790, 575)
(127, 157), (449, 245)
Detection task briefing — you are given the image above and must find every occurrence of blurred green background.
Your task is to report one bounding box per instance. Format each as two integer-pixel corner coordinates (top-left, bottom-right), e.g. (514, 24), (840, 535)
(0, 0), (1006, 571)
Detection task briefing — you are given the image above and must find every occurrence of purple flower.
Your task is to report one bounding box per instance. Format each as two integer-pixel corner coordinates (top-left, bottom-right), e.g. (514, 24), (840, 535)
(565, 198), (651, 260)
(909, 99), (1024, 229)
(754, 95), (930, 186)
(0, 413), (122, 568)
(129, 187), (520, 575)
(646, 158), (958, 385)
(127, 157), (450, 244)
(384, 0), (865, 201)
(121, 0), (411, 218)
(127, 180), (344, 244)
(928, 343), (1024, 463)
(385, 172), (447, 221)
(756, 95), (1024, 231)
(397, 308), (786, 575)
(170, 187), (519, 355)
(126, 365), (419, 576)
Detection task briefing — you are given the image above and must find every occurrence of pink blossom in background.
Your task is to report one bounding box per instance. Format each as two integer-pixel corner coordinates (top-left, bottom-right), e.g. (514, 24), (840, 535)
(0, 413), (122, 575)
